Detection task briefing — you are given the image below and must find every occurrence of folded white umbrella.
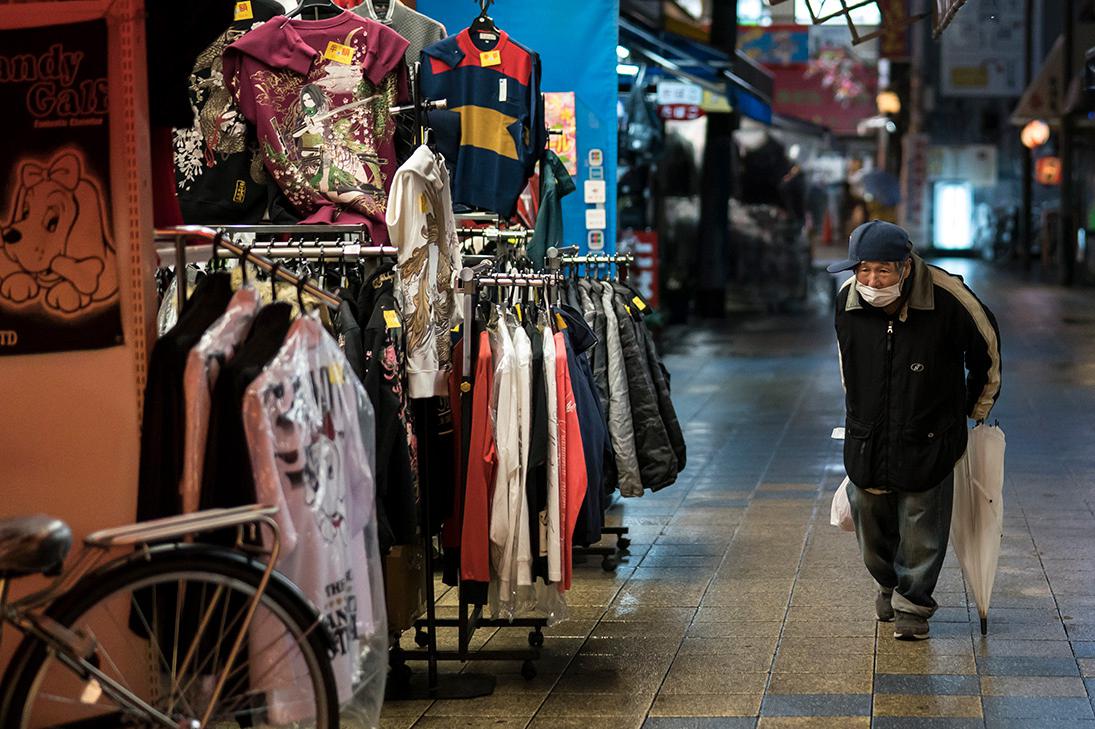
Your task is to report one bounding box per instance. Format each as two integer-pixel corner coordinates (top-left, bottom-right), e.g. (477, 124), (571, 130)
(950, 423), (1006, 635)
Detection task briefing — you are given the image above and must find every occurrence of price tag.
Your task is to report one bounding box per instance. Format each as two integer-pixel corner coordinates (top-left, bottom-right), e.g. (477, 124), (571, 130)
(514, 303), (523, 323)
(631, 295), (647, 312)
(234, 1), (253, 20)
(419, 192), (429, 213)
(383, 309), (401, 329)
(480, 50), (502, 67)
(324, 41), (355, 65)
(555, 312), (568, 330)
(831, 427), (846, 440)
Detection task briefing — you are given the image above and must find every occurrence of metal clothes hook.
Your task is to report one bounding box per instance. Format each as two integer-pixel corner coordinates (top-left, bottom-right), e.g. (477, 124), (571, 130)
(270, 261), (281, 301)
(239, 244), (251, 284)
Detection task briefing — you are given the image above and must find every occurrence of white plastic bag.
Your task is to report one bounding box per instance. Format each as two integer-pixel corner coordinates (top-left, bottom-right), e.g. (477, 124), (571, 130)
(830, 477), (855, 532)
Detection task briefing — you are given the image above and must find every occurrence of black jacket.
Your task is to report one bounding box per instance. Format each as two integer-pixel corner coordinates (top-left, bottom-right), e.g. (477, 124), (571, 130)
(835, 256), (1001, 492)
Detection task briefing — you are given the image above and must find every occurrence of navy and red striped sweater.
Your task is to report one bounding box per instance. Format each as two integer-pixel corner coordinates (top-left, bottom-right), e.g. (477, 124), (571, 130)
(420, 28), (547, 217)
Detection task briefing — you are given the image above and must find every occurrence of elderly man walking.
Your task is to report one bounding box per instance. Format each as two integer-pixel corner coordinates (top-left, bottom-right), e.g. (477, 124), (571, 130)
(829, 221), (1002, 640)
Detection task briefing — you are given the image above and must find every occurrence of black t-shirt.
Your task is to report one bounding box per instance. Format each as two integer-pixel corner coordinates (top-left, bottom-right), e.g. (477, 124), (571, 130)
(137, 272), (235, 524)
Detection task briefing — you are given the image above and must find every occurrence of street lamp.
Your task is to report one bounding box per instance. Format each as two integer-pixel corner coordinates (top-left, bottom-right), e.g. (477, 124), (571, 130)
(1021, 119), (1050, 149)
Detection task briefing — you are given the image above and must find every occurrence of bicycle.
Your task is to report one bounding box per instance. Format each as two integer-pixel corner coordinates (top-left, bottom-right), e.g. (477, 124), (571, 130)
(0, 504), (339, 728)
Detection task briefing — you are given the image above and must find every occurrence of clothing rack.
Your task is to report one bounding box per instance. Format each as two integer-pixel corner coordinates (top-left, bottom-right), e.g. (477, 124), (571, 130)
(154, 226), (356, 311)
(456, 227), (534, 244)
(392, 263), (561, 699)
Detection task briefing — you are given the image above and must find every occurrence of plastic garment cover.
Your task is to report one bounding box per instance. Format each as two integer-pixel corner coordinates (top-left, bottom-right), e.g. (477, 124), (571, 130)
(156, 267), (202, 336)
(243, 315), (387, 725)
(950, 423), (1006, 633)
(179, 286), (260, 513)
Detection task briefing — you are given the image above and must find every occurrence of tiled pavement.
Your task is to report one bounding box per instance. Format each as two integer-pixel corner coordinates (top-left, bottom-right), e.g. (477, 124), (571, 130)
(382, 259), (1095, 729)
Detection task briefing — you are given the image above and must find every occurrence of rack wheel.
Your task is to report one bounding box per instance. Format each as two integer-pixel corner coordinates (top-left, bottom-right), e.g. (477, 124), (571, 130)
(617, 537), (631, 551)
(521, 660), (537, 681)
(602, 555), (618, 572)
(528, 630), (545, 648)
(414, 628), (429, 648)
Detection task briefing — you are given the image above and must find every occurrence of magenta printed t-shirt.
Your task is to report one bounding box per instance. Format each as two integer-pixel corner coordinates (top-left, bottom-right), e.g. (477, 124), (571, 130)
(224, 12), (409, 242)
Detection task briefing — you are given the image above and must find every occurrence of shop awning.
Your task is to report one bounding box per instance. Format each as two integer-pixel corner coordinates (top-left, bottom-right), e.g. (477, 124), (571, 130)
(620, 17), (775, 124)
(1011, 27), (1095, 126)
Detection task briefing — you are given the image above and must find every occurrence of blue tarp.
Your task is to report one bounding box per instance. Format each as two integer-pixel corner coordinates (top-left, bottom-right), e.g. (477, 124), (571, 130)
(416, 0), (620, 253)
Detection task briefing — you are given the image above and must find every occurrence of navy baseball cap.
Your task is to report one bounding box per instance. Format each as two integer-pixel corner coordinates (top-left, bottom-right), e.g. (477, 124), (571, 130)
(826, 220), (913, 273)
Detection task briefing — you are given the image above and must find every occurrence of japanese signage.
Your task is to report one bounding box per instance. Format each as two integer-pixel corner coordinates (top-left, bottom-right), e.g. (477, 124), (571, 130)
(544, 91), (578, 176)
(657, 80), (705, 120)
(940, 0), (1024, 97)
(769, 65), (879, 136)
(738, 25), (810, 66)
(0, 19), (122, 356)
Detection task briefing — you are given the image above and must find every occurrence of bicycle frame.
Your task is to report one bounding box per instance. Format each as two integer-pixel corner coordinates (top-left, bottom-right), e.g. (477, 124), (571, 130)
(0, 504), (282, 729)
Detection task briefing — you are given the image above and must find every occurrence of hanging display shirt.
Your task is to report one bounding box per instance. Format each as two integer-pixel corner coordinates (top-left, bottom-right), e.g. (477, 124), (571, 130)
(542, 321), (561, 583)
(387, 145), (463, 397)
(174, 0), (283, 224)
(352, 0), (446, 67)
(180, 286), (261, 514)
(224, 13), (410, 242)
(243, 314), (385, 722)
(419, 29), (547, 217)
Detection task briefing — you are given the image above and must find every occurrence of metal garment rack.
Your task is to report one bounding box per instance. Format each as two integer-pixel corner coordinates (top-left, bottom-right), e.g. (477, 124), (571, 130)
(393, 265), (565, 694)
(544, 248), (633, 562)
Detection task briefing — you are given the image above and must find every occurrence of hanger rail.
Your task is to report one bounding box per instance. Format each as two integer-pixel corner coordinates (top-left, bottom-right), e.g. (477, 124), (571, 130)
(154, 226), (345, 311)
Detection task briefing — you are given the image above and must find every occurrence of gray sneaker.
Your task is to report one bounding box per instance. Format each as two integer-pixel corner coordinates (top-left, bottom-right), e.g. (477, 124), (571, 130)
(876, 592), (895, 622)
(893, 611), (929, 640)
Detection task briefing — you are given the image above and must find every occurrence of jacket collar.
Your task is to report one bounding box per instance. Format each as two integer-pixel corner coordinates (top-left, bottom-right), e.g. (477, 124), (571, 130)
(844, 253), (934, 322)
(423, 29), (510, 68)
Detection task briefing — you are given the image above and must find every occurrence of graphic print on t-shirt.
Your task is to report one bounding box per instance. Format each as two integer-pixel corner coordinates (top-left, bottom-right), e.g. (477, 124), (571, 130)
(251, 37), (397, 219)
(263, 363), (358, 551)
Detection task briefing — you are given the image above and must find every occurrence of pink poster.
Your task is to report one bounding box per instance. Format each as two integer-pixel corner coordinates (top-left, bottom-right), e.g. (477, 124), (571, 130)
(545, 91), (578, 176)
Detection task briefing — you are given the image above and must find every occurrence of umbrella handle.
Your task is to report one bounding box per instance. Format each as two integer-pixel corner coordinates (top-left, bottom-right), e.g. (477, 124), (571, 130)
(980, 616), (988, 636)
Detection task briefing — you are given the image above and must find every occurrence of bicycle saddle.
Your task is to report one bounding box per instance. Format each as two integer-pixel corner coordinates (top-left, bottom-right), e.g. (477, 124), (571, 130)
(0, 516), (72, 578)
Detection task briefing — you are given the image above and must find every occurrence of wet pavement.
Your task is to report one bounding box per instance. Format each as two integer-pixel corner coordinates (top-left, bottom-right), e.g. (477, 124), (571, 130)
(383, 258), (1095, 728)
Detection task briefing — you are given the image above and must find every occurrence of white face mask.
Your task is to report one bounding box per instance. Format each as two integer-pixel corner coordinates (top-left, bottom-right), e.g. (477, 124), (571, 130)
(855, 265), (907, 308)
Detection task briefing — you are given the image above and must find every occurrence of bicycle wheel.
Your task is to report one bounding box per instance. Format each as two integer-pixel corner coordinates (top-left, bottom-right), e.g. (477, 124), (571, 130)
(1, 545), (339, 729)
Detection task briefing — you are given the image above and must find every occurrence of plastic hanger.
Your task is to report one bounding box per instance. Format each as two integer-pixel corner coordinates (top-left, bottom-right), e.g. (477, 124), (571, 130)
(286, 0), (343, 21)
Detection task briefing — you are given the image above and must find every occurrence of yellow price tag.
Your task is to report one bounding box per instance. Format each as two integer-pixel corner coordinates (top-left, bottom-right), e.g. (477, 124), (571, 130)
(419, 192), (430, 214)
(383, 309), (401, 329)
(555, 312), (568, 330)
(631, 295), (648, 312)
(514, 303), (523, 323)
(480, 50), (501, 67)
(234, 1), (254, 20)
(324, 41), (355, 65)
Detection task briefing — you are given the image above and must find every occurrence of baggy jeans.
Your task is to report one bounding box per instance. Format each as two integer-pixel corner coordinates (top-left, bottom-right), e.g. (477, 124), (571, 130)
(848, 472), (954, 618)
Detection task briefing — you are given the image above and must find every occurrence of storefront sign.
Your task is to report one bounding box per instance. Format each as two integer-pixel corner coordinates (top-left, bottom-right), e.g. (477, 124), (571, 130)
(877, 0), (912, 60)
(658, 104), (704, 120)
(900, 133), (930, 244)
(738, 25), (810, 66)
(769, 65), (878, 136)
(545, 91), (578, 175)
(1036, 156), (1062, 185)
(0, 19), (122, 356)
(939, 0), (1024, 97)
(619, 229), (660, 309)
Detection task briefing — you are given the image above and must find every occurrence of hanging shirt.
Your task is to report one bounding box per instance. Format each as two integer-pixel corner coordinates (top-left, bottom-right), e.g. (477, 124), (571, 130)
(387, 144), (464, 397)
(173, 0), (283, 224)
(556, 329), (588, 591)
(243, 315), (384, 723)
(462, 329), (495, 589)
(419, 28), (547, 217)
(352, 0), (446, 67)
(511, 322), (534, 590)
(542, 321), (561, 583)
(138, 273), (235, 526)
(223, 12), (410, 241)
(599, 281), (642, 497)
(180, 286), (262, 514)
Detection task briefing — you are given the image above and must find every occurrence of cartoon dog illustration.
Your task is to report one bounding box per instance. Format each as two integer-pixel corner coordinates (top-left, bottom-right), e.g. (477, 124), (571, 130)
(0, 150), (118, 315)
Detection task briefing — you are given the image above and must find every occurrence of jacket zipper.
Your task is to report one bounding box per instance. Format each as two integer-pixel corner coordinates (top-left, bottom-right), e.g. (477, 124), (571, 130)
(883, 320), (894, 477)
